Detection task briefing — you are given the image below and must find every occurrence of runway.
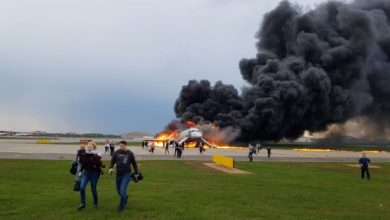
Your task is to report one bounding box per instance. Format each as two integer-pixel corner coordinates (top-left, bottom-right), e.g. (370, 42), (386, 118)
(0, 139), (389, 162)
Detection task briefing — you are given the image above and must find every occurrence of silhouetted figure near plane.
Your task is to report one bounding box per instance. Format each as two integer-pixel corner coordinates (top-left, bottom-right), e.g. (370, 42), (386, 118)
(199, 142), (205, 154)
(175, 141), (182, 158)
(359, 153), (371, 180)
(164, 141), (169, 155)
(256, 143), (262, 153)
(248, 144), (256, 162)
(267, 146), (272, 159)
(174, 141), (178, 156)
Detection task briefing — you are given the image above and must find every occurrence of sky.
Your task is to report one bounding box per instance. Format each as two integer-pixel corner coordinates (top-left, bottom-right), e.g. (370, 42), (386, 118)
(0, 0), (326, 134)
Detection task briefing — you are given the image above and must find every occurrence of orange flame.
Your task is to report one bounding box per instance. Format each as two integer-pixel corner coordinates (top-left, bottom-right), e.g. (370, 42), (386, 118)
(293, 148), (384, 153)
(184, 120), (197, 127)
(155, 130), (178, 140)
(153, 130), (179, 147)
(186, 141), (197, 148)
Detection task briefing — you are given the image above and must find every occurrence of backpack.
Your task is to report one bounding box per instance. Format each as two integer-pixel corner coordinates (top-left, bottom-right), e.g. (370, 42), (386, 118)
(131, 172), (144, 183)
(73, 181), (81, 191)
(70, 160), (78, 175)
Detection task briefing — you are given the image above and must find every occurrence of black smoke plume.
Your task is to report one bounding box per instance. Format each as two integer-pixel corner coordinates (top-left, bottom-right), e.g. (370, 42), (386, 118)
(174, 0), (390, 142)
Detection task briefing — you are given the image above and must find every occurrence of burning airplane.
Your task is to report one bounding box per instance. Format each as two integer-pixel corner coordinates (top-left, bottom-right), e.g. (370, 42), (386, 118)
(149, 120), (243, 149)
(176, 127), (216, 147)
(149, 122), (215, 148)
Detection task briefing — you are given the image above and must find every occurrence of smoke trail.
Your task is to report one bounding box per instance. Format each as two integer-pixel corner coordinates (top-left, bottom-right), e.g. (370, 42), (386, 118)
(174, 0), (390, 142)
(312, 117), (390, 141)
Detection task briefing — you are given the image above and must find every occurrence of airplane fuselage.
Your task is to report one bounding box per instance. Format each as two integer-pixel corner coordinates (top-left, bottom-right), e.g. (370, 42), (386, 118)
(178, 128), (203, 140)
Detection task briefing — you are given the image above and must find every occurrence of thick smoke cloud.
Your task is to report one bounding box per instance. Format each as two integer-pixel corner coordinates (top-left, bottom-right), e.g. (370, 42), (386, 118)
(174, 0), (390, 142)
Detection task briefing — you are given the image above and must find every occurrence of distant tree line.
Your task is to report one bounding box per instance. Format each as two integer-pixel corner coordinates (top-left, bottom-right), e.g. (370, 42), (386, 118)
(43, 133), (120, 138)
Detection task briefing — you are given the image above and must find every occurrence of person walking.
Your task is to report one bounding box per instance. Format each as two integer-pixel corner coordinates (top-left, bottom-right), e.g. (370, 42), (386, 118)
(77, 142), (104, 210)
(164, 141), (170, 155)
(142, 141), (148, 150)
(248, 144), (256, 162)
(175, 142), (183, 158)
(142, 141), (146, 150)
(173, 141), (178, 156)
(104, 139), (110, 154)
(256, 143), (262, 153)
(359, 153), (371, 180)
(199, 142), (204, 154)
(267, 146), (272, 158)
(109, 140), (139, 212)
(150, 143), (155, 153)
(74, 145), (86, 184)
(109, 139), (116, 156)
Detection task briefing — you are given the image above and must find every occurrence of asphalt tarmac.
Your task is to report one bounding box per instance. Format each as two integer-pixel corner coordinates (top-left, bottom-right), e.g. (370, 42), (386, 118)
(1, 140), (389, 162)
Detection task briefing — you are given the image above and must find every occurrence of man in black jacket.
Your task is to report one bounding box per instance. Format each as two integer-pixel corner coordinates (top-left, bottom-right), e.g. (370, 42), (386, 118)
(359, 153), (371, 179)
(109, 140), (139, 212)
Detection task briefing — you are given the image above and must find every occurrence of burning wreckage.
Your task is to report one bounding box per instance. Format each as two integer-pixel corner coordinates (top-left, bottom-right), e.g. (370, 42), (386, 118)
(150, 0), (390, 148)
(169, 0), (390, 145)
(145, 121), (243, 150)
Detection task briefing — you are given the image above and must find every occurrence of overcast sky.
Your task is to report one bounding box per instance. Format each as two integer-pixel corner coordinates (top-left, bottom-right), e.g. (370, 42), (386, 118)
(0, 0), (326, 134)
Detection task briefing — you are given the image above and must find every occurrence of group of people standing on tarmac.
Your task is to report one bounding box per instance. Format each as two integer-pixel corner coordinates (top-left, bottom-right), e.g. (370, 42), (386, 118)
(141, 140), (187, 158)
(248, 143), (272, 162)
(104, 139), (116, 156)
(141, 140), (155, 153)
(164, 140), (185, 158)
(73, 140), (140, 212)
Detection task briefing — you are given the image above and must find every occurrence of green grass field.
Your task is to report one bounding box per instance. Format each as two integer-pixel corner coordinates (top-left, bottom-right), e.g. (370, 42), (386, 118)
(0, 159), (389, 220)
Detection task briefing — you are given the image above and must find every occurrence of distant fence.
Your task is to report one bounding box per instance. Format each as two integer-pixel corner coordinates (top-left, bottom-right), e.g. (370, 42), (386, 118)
(212, 155), (234, 168)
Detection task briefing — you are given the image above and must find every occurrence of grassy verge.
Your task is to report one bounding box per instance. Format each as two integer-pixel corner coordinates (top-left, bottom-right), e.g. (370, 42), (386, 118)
(0, 159), (389, 219)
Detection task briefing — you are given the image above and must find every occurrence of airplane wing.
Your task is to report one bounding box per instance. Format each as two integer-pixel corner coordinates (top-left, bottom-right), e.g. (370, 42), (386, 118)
(144, 139), (168, 142)
(201, 138), (218, 148)
(178, 137), (189, 145)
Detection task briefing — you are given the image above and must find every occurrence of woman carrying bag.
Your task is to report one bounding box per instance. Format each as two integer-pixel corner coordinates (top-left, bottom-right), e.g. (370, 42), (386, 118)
(77, 142), (104, 210)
